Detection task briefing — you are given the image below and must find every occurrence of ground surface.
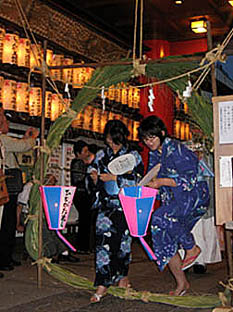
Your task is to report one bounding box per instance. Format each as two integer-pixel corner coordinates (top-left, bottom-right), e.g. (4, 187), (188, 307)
(0, 239), (230, 312)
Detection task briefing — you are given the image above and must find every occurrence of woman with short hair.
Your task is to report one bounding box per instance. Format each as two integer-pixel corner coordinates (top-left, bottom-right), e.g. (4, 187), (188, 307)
(88, 120), (144, 302)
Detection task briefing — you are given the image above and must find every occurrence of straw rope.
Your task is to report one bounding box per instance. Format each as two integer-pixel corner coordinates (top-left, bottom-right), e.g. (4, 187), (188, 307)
(32, 257), (52, 272)
(14, 0), (233, 95)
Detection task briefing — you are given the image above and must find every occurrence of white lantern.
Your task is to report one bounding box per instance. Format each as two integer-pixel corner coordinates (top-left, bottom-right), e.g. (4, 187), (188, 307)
(51, 54), (64, 81)
(16, 82), (29, 112)
(2, 79), (17, 110)
(2, 33), (19, 64)
(17, 38), (30, 68)
(29, 87), (42, 116)
(63, 57), (73, 83)
(0, 27), (6, 62)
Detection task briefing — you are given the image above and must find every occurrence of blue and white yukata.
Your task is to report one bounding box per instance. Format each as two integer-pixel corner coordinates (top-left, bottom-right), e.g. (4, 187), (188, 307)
(148, 138), (210, 271)
(87, 145), (144, 288)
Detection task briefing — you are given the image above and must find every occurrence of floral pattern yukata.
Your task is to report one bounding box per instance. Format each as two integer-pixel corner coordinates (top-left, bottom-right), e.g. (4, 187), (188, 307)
(87, 145), (144, 288)
(148, 138), (210, 271)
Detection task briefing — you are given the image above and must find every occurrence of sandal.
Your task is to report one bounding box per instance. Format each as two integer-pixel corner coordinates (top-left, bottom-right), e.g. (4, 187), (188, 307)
(181, 246), (201, 271)
(90, 286), (107, 303)
(90, 293), (104, 303)
(169, 289), (187, 296)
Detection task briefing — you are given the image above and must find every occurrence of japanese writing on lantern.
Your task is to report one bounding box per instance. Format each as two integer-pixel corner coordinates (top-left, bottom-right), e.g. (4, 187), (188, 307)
(60, 188), (72, 228)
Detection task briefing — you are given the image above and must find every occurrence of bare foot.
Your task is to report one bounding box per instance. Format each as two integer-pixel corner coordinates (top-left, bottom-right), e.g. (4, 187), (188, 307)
(90, 285), (107, 303)
(118, 277), (131, 288)
(169, 282), (190, 296)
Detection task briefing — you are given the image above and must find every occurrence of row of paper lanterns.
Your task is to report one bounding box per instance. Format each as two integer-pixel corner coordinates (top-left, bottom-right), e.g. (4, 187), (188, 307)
(0, 27), (94, 87)
(173, 119), (192, 141)
(0, 76), (69, 121)
(0, 27), (141, 108)
(72, 105), (140, 141)
(0, 75), (140, 140)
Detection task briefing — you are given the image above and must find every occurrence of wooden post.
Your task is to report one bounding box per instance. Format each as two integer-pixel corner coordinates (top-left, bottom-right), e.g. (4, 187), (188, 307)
(206, 20), (218, 97)
(37, 40), (47, 288)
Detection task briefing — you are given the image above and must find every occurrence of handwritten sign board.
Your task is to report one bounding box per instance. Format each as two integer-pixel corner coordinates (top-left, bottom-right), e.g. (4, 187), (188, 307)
(213, 95), (233, 225)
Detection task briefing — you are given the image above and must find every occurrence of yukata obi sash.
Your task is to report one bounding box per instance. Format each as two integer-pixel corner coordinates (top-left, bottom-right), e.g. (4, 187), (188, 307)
(40, 186), (76, 251)
(119, 186), (158, 260)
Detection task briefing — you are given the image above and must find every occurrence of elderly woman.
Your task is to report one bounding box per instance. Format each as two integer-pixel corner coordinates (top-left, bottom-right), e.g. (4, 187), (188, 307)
(88, 120), (144, 302)
(138, 115), (210, 296)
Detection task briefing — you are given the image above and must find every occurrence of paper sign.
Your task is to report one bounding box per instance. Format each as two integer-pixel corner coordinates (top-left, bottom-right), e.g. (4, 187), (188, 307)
(219, 156), (233, 187)
(219, 101), (233, 144)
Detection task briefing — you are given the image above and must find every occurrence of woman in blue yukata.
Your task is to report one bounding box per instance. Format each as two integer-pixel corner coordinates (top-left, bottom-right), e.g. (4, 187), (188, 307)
(138, 115), (210, 296)
(88, 120), (144, 303)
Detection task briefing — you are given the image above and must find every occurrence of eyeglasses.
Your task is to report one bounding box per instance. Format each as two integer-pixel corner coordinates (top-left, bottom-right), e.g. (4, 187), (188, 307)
(143, 135), (157, 143)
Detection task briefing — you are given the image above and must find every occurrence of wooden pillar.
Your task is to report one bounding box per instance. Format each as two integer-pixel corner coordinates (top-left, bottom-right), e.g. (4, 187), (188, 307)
(206, 20), (217, 97)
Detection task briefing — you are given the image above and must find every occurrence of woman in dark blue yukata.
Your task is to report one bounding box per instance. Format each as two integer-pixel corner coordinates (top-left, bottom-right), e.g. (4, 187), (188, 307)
(88, 120), (144, 303)
(138, 115), (210, 296)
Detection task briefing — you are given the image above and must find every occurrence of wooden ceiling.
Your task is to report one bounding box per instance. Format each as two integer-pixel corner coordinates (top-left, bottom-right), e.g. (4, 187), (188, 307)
(48, 0), (233, 54)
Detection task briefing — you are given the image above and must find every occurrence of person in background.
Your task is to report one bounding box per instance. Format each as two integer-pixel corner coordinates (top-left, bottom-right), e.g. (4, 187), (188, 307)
(88, 120), (144, 303)
(86, 143), (99, 253)
(70, 140), (92, 254)
(0, 107), (39, 272)
(189, 151), (221, 274)
(138, 115), (210, 296)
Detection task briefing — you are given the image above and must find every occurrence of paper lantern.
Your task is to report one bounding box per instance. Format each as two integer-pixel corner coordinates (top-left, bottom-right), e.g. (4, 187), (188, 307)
(30, 43), (42, 69)
(16, 82), (29, 112)
(128, 86), (134, 108)
(51, 93), (62, 121)
(121, 83), (128, 105)
(119, 186), (158, 260)
(72, 67), (85, 88)
(108, 85), (116, 101)
(71, 110), (84, 129)
(0, 27), (6, 61)
(17, 38), (30, 68)
(72, 67), (94, 88)
(51, 54), (64, 81)
(127, 119), (134, 140)
(92, 107), (102, 133)
(83, 105), (94, 130)
(180, 121), (185, 140)
(133, 87), (140, 109)
(62, 57), (73, 83)
(40, 185), (76, 251)
(0, 76), (4, 103)
(174, 119), (180, 138)
(185, 123), (192, 140)
(45, 91), (52, 119)
(29, 87), (42, 116)
(46, 49), (53, 66)
(115, 83), (122, 103)
(2, 79), (17, 110)
(2, 33), (19, 65)
(84, 67), (94, 84)
(100, 110), (109, 133)
(133, 120), (140, 141)
(183, 101), (188, 113)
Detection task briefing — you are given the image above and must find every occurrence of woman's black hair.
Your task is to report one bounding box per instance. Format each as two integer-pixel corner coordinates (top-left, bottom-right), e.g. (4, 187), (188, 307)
(103, 119), (129, 146)
(138, 115), (168, 144)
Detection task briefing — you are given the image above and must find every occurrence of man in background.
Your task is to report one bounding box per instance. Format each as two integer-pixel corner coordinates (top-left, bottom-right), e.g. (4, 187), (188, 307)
(70, 140), (92, 254)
